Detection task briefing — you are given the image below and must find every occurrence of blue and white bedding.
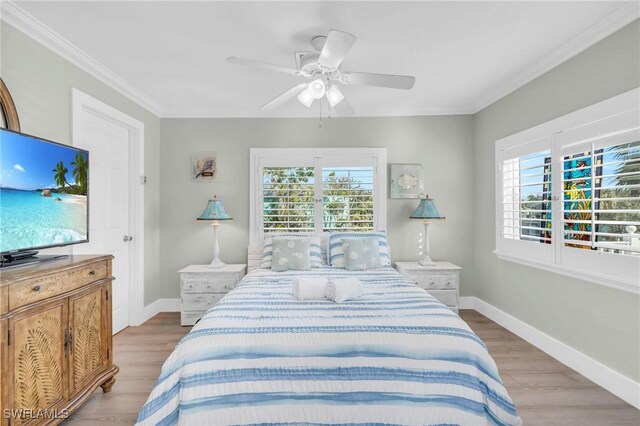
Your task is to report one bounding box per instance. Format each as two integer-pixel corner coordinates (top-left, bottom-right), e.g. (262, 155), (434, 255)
(137, 267), (521, 426)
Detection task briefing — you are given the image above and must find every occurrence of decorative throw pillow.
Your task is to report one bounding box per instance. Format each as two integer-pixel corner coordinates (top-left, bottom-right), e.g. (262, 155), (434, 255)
(342, 237), (383, 271)
(261, 233), (323, 269)
(328, 231), (391, 267)
(271, 238), (312, 272)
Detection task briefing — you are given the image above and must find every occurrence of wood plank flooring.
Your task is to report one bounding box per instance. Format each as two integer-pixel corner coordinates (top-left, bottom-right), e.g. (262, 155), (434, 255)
(64, 311), (639, 425)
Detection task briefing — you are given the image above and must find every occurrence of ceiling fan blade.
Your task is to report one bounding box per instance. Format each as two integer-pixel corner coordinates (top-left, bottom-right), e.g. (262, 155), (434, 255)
(261, 83), (308, 110)
(333, 97), (356, 116)
(318, 30), (357, 70)
(227, 57), (299, 75)
(340, 71), (415, 90)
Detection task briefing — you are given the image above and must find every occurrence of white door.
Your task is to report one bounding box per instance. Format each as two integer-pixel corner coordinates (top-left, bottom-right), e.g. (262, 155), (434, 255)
(74, 111), (131, 334)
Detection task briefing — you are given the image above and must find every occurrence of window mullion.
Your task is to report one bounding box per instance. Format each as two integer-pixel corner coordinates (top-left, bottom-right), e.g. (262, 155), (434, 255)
(590, 143), (596, 250)
(552, 133), (562, 265)
(314, 156), (323, 234)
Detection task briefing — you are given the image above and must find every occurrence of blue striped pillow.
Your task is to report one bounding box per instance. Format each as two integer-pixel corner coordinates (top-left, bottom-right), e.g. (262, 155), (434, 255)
(261, 233), (323, 269)
(328, 231), (390, 267)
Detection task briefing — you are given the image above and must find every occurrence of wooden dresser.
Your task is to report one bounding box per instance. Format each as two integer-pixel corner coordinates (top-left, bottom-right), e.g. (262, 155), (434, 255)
(0, 255), (119, 425)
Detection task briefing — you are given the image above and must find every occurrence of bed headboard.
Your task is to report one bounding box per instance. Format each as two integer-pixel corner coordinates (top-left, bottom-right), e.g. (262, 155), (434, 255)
(247, 245), (263, 272)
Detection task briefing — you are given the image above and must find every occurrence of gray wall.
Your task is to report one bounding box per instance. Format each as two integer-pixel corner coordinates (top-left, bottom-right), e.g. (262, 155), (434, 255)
(473, 20), (640, 381)
(0, 23), (163, 305)
(159, 116), (475, 299)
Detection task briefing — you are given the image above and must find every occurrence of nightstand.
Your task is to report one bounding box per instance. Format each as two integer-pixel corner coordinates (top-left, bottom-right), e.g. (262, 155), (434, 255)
(178, 264), (246, 326)
(395, 261), (462, 313)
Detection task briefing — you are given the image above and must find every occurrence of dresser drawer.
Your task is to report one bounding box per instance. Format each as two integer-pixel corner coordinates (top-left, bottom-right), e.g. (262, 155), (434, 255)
(9, 261), (108, 310)
(426, 289), (457, 306)
(182, 293), (226, 311)
(412, 273), (458, 290)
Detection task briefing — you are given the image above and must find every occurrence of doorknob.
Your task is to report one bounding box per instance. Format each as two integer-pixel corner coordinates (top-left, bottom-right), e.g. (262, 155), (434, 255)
(123, 235), (133, 242)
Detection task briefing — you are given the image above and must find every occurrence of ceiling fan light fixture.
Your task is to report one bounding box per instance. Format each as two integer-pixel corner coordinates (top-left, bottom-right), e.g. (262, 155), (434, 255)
(326, 85), (345, 107)
(297, 88), (314, 107)
(308, 79), (326, 99)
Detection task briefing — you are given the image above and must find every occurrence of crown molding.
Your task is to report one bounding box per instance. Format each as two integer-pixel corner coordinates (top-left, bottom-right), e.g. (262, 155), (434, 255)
(469, 3), (640, 114)
(0, 0), (164, 117)
(160, 106), (474, 119)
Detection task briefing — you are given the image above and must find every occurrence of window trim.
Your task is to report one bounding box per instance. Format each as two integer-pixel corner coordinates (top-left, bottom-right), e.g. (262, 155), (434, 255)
(495, 88), (640, 294)
(249, 148), (387, 246)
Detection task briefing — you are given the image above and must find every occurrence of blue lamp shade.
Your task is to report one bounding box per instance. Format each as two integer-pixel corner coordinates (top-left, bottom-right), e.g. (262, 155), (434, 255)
(197, 195), (233, 221)
(410, 196), (445, 220)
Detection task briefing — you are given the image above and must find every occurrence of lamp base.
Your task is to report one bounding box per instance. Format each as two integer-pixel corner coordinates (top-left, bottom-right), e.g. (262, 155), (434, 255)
(208, 258), (226, 268)
(418, 256), (436, 266)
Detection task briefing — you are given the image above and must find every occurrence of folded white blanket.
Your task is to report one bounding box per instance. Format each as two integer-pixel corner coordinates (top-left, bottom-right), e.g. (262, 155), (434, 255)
(325, 278), (363, 303)
(292, 277), (329, 300)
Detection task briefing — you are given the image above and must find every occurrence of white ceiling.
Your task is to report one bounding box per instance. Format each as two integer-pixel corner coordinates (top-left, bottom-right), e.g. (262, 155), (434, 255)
(5, 1), (639, 117)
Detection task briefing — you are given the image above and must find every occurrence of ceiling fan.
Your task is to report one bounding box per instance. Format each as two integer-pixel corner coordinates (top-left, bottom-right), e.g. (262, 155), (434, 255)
(227, 29), (416, 115)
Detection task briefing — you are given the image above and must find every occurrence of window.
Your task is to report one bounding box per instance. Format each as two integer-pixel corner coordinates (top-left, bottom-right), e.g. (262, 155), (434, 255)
(501, 149), (552, 245)
(322, 167), (374, 231)
(496, 88), (640, 292)
(263, 167), (315, 232)
(562, 141), (640, 255)
(250, 148), (386, 245)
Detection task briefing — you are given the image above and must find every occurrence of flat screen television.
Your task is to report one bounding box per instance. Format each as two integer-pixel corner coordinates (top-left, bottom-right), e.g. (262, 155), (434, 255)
(0, 128), (89, 267)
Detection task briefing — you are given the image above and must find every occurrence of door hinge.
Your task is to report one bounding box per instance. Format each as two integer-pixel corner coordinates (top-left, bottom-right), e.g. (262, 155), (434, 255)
(140, 175), (147, 185)
(106, 289), (109, 301)
(7, 329), (11, 346)
(107, 348), (110, 360)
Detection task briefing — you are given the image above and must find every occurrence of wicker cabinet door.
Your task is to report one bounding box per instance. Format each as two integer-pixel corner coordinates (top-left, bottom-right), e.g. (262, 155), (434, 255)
(68, 285), (106, 395)
(11, 301), (68, 423)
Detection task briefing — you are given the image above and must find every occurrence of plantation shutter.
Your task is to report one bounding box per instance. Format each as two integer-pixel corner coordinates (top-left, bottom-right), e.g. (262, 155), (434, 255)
(322, 166), (375, 231)
(262, 166), (316, 233)
(253, 149), (386, 242)
(497, 136), (554, 262)
(560, 109), (640, 258)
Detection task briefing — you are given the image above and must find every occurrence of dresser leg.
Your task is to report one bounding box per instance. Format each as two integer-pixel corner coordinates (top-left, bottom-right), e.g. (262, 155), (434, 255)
(100, 376), (116, 393)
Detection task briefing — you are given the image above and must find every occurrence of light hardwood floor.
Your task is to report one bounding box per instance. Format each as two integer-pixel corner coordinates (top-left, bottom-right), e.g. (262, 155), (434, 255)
(64, 311), (640, 425)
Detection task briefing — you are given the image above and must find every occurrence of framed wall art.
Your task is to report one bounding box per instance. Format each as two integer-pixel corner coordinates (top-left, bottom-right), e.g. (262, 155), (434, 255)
(192, 152), (218, 182)
(390, 164), (424, 199)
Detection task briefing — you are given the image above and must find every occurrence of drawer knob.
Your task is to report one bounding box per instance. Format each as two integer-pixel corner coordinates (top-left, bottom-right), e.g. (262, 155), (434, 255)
(89, 270), (96, 276)
(32, 284), (41, 292)
(446, 281), (452, 287)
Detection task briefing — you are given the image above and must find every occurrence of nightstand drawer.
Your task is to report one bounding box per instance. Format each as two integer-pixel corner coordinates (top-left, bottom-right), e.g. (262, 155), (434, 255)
(201, 277), (239, 293)
(182, 293), (226, 311)
(181, 279), (201, 293)
(181, 311), (205, 326)
(426, 289), (457, 306)
(414, 274), (458, 290)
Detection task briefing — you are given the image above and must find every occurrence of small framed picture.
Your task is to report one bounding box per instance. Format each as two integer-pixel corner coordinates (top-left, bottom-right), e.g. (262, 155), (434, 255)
(191, 152), (218, 182)
(390, 164), (424, 198)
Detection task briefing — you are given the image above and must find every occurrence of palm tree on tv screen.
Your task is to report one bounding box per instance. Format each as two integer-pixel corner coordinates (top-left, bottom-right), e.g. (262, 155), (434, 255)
(71, 152), (88, 195)
(52, 161), (69, 190)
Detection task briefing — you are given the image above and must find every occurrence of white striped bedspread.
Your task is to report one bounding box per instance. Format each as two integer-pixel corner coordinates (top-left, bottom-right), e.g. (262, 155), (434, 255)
(137, 267), (521, 426)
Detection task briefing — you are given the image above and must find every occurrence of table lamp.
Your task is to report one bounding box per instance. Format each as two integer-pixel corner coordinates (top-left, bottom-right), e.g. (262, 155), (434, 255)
(410, 195), (445, 266)
(197, 195), (233, 268)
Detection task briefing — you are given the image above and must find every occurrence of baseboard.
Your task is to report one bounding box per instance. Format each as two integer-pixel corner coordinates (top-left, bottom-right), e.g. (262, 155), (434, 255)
(459, 296), (476, 309)
(460, 296), (640, 409)
(137, 298), (181, 325)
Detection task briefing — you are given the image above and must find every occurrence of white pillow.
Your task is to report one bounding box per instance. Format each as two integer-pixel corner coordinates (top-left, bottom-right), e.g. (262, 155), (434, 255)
(328, 231), (391, 267)
(261, 233), (323, 269)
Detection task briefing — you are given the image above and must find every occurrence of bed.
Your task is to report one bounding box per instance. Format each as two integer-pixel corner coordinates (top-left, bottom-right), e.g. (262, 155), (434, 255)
(136, 266), (521, 426)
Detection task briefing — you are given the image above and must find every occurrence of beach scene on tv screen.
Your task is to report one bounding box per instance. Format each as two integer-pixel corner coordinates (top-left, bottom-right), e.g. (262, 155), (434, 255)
(0, 131), (88, 253)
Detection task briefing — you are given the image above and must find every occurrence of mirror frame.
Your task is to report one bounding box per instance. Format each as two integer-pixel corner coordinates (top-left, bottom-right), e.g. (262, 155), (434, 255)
(0, 78), (21, 132)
